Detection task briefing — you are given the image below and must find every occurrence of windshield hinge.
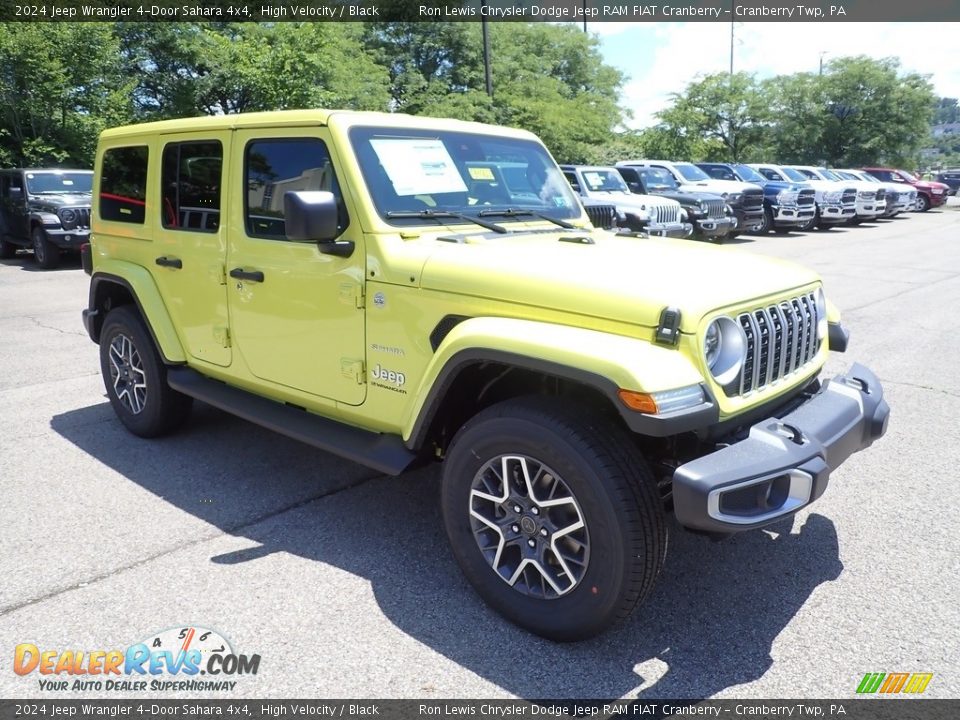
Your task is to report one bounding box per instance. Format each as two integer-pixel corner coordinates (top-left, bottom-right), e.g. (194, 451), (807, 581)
(339, 283), (365, 309)
(341, 359), (365, 384)
(213, 326), (231, 348)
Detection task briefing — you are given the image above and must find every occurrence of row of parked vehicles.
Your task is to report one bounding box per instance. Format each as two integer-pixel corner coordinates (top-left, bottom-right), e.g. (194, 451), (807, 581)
(562, 161), (951, 243)
(0, 159), (952, 270)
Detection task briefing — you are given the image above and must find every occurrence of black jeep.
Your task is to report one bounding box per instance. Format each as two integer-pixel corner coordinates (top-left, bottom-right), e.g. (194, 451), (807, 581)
(0, 169), (93, 269)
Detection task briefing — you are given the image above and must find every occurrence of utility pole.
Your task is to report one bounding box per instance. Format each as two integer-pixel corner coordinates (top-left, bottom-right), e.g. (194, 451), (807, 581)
(729, 0), (734, 75)
(819, 51), (828, 75)
(583, 0), (587, 31)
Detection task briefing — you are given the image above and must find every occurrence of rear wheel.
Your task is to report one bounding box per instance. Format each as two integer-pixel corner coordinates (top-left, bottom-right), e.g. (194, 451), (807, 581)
(441, 397), (667, 641)
(32, 226), (59, 269)
(99, 306), (192, 438)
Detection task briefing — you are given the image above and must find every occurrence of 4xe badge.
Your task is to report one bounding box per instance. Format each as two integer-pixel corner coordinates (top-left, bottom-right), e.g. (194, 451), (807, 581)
(13, 626), (260, 692)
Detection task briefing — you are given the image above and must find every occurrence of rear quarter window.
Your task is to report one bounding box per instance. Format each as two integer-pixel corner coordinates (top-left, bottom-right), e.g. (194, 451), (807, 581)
(100, 147), (148, 224)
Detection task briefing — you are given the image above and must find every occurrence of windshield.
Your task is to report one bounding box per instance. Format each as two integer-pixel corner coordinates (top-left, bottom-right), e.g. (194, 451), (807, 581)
(637, 167), (679, 191)
(579, 169), (630, 193)
(817, 168), (842, 181)
(349, 126), (580, 225)
(896, 170), (918, 182)
(25, 171), (92, 194)
(733, 164), (765, 182)
(858, 173), (880, 183)
(675, 163), (711, 181)
(781, 167), (809, 183)
(833, 171), (856, 181)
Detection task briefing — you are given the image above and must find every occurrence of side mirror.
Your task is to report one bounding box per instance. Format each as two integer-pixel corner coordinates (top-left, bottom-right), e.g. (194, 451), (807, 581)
(284, 191), (339, 242)
(284, 190), (354, 257)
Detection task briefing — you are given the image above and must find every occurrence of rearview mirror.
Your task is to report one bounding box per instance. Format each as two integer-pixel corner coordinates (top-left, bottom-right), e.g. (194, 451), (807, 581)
(284, 191), (339, 243)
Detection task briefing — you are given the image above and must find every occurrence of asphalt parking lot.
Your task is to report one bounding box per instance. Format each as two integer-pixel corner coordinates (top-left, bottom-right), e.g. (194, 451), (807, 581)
(2, 199), (959, 701)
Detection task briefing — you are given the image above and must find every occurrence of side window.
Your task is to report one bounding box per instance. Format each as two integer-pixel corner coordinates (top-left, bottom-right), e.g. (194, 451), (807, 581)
(760, 168), (780, 181)
(7, 173), (24, 199)
(162, 141), (222, 232)
(563, 172), (581, 193)
(100, 147), (148, 224)
(245, 138), (348, 240)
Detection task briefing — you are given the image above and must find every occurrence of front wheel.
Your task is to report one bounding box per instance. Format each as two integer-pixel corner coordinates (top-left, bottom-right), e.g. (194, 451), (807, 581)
(754, 207), (773, 235)
(916, 194), (930, 212)
(800, 211), (818, 232)
(441, 397), (667, 641)
(99, 306), (192, 438)
(32, 226), (59, 269)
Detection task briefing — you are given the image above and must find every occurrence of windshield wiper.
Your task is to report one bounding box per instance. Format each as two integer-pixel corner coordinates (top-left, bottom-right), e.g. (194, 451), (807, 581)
(477, 208), (576, 229)
(385, 209), (508, 234)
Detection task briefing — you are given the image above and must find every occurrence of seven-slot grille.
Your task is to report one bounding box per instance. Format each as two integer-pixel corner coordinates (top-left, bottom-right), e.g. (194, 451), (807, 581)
(797, 189), (816, 207)
(704, 199), (726, 219)
(650, 202), (680, 225)
(584, 203), (616, 229)
(733, 292), (822, 397)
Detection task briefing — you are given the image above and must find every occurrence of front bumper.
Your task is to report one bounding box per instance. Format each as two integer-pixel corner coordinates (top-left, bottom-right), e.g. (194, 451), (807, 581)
(854, 199), (881, 219)
(771, 204), (815, 226)
(43, 227), (91, 248)
(818, 202), (857, 224)
(672, 363), (889, 533)
(731, 206), (764, 232)
(928, 193), (947, 208)
(643, 221), (693, 238)
(691, 215), (736, 237)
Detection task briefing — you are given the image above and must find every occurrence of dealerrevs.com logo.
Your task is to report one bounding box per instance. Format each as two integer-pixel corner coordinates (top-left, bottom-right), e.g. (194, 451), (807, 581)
(13, 626), (260, 692)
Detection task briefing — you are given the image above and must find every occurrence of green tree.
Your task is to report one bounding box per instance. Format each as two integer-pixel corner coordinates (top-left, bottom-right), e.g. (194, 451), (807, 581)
(654, 72), (771, 162)
(818, 56), (935, 166)
(759, 72), (827, 164)
(933, 97), (958, 125)
(117, 23), (391, 119)
(0, 23), (132, 166)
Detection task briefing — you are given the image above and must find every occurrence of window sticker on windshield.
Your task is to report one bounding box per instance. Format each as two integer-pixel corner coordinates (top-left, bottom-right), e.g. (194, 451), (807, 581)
(468, 166), (495, 181)
(582, 172), (603, 189)
(370, 138), (468, 196)
(26, 174), (34, 179)
(62, 180), (74, 186)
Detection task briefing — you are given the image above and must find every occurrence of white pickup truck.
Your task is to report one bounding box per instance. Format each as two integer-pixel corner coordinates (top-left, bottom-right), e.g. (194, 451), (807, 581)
(834, 169), (916, 217)
(788, 166), (884, 224)
(750, 164), (856, 230)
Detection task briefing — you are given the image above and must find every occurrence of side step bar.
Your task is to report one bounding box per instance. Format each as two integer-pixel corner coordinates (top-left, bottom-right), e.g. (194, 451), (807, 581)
(167, 367), (417, 476)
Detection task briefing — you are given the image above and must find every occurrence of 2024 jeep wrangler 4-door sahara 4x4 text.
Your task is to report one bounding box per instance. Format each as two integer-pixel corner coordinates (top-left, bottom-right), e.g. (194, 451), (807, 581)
(82, 110), (889, 641)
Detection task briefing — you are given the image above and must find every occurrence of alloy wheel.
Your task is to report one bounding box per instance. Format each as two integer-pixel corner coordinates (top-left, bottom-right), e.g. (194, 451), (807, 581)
(108, 333), (147, 414)
(469, 454), (589, 599)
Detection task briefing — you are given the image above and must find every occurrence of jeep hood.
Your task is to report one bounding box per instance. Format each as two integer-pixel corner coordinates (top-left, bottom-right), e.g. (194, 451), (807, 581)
(29, 193), (92, 209)
(419, 230), (819, 333)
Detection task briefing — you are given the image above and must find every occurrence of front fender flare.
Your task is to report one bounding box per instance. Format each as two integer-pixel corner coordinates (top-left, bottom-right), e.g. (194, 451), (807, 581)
(403, 317), (714, 448)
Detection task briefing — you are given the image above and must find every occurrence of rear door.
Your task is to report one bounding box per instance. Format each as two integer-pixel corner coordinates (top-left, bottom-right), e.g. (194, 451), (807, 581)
(151, 131), (232, 367)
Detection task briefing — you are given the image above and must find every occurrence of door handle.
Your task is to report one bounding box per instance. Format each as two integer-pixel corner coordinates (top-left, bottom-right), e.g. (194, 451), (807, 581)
(229, 268), (265, 283)
(155, 256), (182, 269)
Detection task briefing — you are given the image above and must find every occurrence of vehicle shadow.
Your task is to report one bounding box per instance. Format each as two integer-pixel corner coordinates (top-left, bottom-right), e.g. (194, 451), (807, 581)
(51, 402), (843, 700)
(0, 251), (82, 272)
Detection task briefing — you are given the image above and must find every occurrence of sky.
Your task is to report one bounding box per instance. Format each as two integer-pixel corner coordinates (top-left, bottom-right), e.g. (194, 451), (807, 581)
(587, 22), (960, 129)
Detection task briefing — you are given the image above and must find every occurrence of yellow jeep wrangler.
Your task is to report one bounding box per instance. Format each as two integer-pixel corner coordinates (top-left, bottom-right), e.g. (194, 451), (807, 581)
(82, 110), (889, 641)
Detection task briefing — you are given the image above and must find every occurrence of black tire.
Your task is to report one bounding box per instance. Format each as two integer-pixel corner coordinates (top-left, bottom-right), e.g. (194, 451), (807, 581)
(754, 207), (773, 235)
(441, 396), (667, 641)
(0, 236), (17, 259)
(99, 306), (192, 438)
(800, 210), (818, 232)
(916, 194), (930, 212)
(31, 226), (60, 269)
(847, 216), (862, 226)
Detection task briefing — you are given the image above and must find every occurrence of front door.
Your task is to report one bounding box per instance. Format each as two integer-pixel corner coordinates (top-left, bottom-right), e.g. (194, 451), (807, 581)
(151, 131), (232, 367)
(226, 129), (366, 405)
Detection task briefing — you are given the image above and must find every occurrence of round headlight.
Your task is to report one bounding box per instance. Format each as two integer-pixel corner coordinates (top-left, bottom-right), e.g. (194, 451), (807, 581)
(704, 316), (746, 386)
(60, 209), (77, 224)
(815, 288), (828, 339)
(704, 322), (721, 369)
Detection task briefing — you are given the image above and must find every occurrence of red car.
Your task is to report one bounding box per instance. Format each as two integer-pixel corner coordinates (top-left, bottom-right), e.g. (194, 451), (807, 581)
(861, 167), (950, 212)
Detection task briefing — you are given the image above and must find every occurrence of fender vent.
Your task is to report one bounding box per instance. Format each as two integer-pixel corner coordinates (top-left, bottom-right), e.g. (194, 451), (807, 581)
(430, 315), (470, 352)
